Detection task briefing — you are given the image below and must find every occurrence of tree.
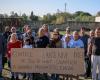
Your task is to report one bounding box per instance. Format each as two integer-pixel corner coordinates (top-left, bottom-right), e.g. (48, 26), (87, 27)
(10, 11), (15, 17)
(30, 11), (34, 21)
(42, 13), (52, 23)
(30, 11), (38, 21)
(3, 14), (8, 18)
(0, 14), (4, 18)
(56, 16), (65, 24)
(73, 11), (92, 18)
(14, 13), (19, 17)
(22, 13), (28, 23)
(73, 11), (94, 21)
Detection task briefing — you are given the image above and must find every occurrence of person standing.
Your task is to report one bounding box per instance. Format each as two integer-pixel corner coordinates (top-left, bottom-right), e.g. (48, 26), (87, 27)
(8, 27), (22, 41)
(2, 26), (11, 69)
(7, 33), (22, 80)
(79, 27), (90, 78)
(48, 31), (62, 80)
(87, 30), (95, 78)
(88, 27), (100, 80)
(48, 31), (62, 48)
(62, 34), (71, 48)
(61, 27), (72, 42)
(53, 28), (63, 39)
(23, 37), (33, 80)
(0, 34), (4, 79)
(36, 28), (49, 48)
(70, 31), (84, 48)
(35, 28), (50, 80)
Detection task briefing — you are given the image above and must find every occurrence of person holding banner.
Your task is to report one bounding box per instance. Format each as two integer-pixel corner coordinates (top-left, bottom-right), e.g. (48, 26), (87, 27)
(53, 28), (63, 39)
(88, 27), (100, 80)
(7, 33), (22, 80)
(36, 28), (50, 80)
(48, 31), (62, 80)
(23, 37), (33, 80)
(48, 31), (62, 48)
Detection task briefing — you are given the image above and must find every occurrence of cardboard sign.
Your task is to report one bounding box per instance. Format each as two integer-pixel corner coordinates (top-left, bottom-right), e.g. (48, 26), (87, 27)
(11, 48), (85, 75)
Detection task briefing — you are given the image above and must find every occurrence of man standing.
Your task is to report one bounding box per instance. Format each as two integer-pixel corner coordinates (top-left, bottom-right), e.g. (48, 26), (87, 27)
(80, 27), (90, 78)
(70, 31), (84, 48)
(88, 27), (100, 80)
(2, 26), (11, 68)
(0, 34), (4, 79)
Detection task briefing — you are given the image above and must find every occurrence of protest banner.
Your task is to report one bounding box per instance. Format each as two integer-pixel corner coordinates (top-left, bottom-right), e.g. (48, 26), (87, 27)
(11, 48), (85, 75)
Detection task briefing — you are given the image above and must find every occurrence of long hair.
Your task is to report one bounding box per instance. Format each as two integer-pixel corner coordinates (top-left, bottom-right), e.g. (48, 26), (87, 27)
(38, 28), (44, 37)
(9, 33), (18, 42)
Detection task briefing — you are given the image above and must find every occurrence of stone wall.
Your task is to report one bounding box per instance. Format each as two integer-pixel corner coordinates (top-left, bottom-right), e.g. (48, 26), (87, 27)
(31, 21), (100, 31)
(48, 21), (100, 31)
(1, 20), (100, 32)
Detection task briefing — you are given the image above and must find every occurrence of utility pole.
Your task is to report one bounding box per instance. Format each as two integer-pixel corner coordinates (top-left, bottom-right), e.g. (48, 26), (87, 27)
(64, 3), (67, 22)
(65, 3), (67, 12)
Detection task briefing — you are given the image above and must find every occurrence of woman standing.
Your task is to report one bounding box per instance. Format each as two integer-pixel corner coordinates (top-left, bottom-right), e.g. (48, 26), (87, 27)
(36, 28), (49, 48)
(7, 33), (22, 80)
(48, 31), (62, 80)
(48, 31), (62, 48)
(35, 28), (50, 80)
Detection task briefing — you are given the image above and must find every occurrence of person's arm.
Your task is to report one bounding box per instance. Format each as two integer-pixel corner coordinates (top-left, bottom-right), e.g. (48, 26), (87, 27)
(46, 37), (50, 48)
(87, 38), (93, 56)
(6, 42), (11, 60)
(87, 43), (92, 56)
(7, 35), (11, 43)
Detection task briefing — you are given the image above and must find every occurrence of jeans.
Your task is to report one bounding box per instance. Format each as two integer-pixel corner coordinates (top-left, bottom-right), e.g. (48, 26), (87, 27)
(51, 74), (59, 80)
(85, 56), (91, 77)
(0, 54), (2, 73)
(91, 55), (100, 80)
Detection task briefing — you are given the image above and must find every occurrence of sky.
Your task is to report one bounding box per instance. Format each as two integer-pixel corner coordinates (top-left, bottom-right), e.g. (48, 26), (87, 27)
(0, 0), (100, 16)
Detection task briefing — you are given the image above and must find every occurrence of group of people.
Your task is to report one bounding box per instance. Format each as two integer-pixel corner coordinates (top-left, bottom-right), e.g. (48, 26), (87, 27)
(0, 24), (100, 80)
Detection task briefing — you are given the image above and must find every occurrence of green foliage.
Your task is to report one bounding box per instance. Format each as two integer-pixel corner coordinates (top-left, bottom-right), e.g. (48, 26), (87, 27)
(0, 11), (96, 25)
(42, 11), (95, 24)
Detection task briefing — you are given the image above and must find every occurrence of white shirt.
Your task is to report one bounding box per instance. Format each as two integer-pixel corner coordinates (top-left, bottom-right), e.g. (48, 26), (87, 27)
(23, 45), (33, 48)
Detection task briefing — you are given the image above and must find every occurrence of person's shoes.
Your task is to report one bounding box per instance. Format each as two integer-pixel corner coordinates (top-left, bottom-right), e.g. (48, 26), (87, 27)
(23, 74), (26, 79)
(0, 73), (3, 79)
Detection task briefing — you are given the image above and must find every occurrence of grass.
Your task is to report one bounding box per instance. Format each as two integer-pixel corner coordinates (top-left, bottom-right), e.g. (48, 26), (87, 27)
(2, 63), (92, 80)
(60, 31), (66, 35)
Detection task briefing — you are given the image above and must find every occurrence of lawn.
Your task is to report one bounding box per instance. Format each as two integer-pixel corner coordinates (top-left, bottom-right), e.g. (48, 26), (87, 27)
(2, 63), (92, 80)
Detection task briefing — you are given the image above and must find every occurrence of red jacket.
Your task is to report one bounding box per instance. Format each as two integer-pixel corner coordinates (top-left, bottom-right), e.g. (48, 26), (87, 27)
(7, 40), (22, 59)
